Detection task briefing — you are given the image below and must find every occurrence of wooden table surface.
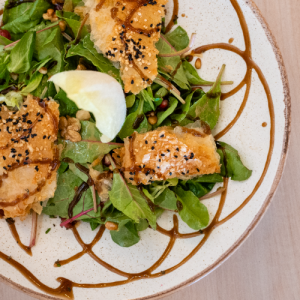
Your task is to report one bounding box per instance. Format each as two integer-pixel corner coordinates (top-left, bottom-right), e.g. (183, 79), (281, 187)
(1, 0), (300, 299)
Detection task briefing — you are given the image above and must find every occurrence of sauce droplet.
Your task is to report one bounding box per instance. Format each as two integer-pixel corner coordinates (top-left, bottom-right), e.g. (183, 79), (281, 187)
(262, 122), (267, 127)
(181, 13), (185, 17)
(228, 38), (234, 44)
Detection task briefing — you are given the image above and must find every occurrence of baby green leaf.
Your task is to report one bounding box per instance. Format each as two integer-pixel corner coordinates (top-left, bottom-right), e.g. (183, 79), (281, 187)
(80, 121), (102, 141)
(165, 26), (189, 51)
(156, 96), (178, 127)
(7, 31), (36, 74)
(109, 174), (156, 228)
(188, 65), (225, 129)
(154, 188), (177, 210)
(2, 0), (51, 34)
(175, 187), (209, 230)
(110, 221), (140, 247)
(183, 60), (214, 86)
(54, 89), (79, 117)
(59, 139), (119, 164)
(118, 99), (147, 139)
(217, 141), (252, 181)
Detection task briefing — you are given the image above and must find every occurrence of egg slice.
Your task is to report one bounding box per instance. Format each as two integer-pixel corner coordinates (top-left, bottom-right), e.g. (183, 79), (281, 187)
(49, 71), (126, 143)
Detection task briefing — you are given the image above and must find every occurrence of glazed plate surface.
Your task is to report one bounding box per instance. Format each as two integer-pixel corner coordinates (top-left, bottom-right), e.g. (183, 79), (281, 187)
(0, 0), (290, 299)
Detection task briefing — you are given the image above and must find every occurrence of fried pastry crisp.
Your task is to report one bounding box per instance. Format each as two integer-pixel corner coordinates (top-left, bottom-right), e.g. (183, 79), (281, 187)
(113, 122), (221, 185)
(84, 0), (168, 94)
(0, 95), (59, 219)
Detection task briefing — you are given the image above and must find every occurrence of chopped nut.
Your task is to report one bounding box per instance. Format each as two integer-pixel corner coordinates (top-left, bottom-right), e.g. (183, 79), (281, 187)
(67, 117), (81, 131)
(59, 117), (68, 130)
(65, 130), (81, 142)
(105, 221), (118, 231)
(76, 64), (87, 70)
(58, 20), (67, 32)
(38, 67), (48, 75)
(148, 116), (158, 125)
(43, 9), (58, 22)
(76, 110), (91, 121)
(51, 0), (64, 4)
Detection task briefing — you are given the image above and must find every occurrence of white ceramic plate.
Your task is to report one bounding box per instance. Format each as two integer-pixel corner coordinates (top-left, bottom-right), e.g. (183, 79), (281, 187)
(0, 0), (291, 299)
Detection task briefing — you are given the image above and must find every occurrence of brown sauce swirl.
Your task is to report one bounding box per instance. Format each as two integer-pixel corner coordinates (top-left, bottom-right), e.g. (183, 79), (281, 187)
(0, 0), (276, 298)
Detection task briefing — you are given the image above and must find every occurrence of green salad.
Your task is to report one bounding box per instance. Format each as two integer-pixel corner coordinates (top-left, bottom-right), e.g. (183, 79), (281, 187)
(0, 0), (252, 248)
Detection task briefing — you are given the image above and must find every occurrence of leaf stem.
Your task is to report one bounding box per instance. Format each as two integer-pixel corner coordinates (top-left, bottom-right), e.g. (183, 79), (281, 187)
(91, 185), (97, 213)
(81, 139), (124, 146)
(199, 187), (226, 201)
(3, 24), (59, 50)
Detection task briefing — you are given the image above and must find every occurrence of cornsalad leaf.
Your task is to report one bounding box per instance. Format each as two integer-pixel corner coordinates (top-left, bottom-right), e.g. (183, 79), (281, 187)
(175, 187), (209, 230)
(7, 31), (36, 74)
(217, 141), (252, 181)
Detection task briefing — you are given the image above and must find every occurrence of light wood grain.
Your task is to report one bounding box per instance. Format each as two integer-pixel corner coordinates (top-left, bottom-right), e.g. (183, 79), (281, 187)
(1, 0), (300, 299)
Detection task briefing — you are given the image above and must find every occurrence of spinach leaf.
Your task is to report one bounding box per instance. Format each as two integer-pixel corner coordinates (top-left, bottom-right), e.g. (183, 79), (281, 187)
(175, 187), (209, 230)
(66, 34), (121, 82)
(217, 141), (252, 181)
(183, 60), (214, 86)
(0, 52), (10, 91)
(156, 96), (178, 127)
(2, 0), (51, 34)
(156, 37), (189, 90)
(7, 31), (35, 74)
(54, 89), (79, 116)
(135, 219), (149, 231)
(56, 10), (89, 39)
(109, 173), (156, 229)
(21, 72), (44, 95)
(80, 121), (102, 141)
(59, 139), (119, 164)
(110, 221), (140, 247)
(171, 91), (194, 123)
(180, 180), (215, 198)
(191, 173), (224, 183)
(43, 170), (101, 221)
(165, 26), (189, 51)
(118, 99), (148, 139)
(154, 188), (177, 210)
(35, 27), (64, 76)
(187, 65), (225, 129)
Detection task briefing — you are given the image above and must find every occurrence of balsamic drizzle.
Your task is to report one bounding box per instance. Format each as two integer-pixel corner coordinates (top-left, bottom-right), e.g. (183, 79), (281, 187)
(0, 0), (276, 299)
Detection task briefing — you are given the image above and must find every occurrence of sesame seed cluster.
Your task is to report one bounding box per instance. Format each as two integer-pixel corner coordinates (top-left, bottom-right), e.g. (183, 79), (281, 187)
(114, 126), (221, 185)
(0, 95), (59, 219)
(88, 0), (168, 94)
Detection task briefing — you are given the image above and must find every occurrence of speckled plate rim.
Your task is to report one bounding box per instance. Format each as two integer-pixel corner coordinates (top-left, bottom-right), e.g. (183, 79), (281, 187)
(0, 0), (292, 299)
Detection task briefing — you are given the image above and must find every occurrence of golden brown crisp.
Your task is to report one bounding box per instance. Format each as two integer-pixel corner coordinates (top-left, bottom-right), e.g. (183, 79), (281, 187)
(85, 0), (168, 94)
(113, 122), (221, 185)
(0, 95), (59, 219)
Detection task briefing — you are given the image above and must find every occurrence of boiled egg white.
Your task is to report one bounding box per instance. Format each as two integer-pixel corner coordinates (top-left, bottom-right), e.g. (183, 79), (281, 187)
(49, 71), (126, 143)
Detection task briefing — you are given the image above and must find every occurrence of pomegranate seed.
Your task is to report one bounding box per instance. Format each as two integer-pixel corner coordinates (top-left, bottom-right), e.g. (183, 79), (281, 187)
(0, 29), (11, 40)
(158, 99), (169, 111)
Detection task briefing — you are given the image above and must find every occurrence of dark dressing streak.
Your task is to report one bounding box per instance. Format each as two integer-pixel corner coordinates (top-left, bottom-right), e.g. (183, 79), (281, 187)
(0, 0), (275, 298)
(6, 219), (32, 256)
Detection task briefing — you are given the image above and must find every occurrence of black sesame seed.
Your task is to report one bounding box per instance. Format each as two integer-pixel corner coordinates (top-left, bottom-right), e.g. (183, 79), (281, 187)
(43, 135), (46, 139)
(35, 166), (39, 172)
(144, 67), (148, 69)
(176, 147), (179, 151)
(167, 149), (170, 152)
(181, 172), (185, 175)
(169, 172), (172, 175)
(18, 154), (22, 157)
(160, 134), (164, 138)
(174, 155), (178, 158)
(197, 168), (200, 172)
(190, 153), (194, 159)
(3, 156), (6, 160)
(3, 167), (7, 170)
(161, 153), (165, 157)
(131, 80), (134, 84)
(129, 177), (134, 181)
(151, 146), (155, 150)
(145, 140), (148, 144)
